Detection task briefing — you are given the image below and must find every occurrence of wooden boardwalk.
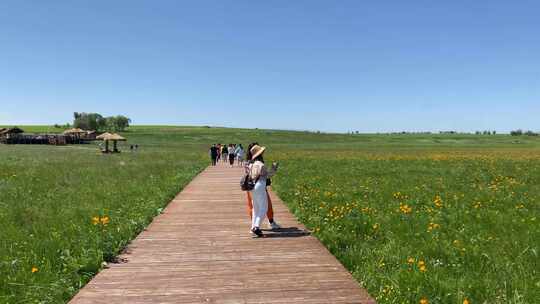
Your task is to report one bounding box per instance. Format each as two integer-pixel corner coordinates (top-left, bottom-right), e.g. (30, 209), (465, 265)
(70, 163), (375, 304)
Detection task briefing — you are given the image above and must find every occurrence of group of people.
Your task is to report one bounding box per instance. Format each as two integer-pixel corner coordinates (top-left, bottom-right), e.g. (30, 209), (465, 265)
(209, 143), (245, 167)
(208, 142), (281, 238)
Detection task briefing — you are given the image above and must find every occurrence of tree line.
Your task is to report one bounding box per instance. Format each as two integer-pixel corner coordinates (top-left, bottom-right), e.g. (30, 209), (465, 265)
(71, 112), (131, 132)
(510, 129), (539, 136)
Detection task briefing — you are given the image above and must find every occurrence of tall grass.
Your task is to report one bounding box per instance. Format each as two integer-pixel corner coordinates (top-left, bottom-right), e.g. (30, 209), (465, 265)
(1, 126), (539, 303)
(272, 152), (540, 303)
(0, 141), (206, 302)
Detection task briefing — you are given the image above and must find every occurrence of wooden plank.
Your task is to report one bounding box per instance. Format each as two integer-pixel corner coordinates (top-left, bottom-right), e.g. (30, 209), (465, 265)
(69, 163), (375, 303)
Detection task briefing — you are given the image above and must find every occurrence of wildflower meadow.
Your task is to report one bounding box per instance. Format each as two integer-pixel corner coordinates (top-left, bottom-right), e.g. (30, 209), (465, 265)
(1, 126), (539, 303)
(273, 150), (540, 303)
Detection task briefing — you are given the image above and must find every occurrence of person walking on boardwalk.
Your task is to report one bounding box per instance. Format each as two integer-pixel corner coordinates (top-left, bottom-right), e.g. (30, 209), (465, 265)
(222, 144), (228, 163)
(245, 143), (280, 230)
(215, 144), (221, 162)
(247, 144), (279, 237)
(235, 144), (245, 167)
(228, 144), (236, 167)
(209, 144), (218, 166)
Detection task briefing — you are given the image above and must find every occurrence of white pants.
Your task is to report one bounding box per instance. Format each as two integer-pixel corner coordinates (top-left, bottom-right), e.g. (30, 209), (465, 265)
(250, 180), (268, 229)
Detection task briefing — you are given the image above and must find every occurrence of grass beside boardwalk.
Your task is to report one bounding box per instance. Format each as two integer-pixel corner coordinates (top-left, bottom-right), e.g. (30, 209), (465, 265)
(1, 125), (540, 303)
(272, 150), (540, 304)
(0, 128), (207, 303)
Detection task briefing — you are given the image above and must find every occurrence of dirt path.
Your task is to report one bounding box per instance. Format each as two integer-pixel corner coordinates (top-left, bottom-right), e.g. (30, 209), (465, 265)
(70, 162), (375, 303)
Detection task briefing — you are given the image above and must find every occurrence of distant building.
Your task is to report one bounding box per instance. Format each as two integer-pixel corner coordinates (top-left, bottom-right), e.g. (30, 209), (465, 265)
(0, 127), (24, 142)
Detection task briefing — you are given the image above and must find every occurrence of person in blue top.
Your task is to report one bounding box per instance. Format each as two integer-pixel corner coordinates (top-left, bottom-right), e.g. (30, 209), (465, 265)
(235, 144), (245, 167)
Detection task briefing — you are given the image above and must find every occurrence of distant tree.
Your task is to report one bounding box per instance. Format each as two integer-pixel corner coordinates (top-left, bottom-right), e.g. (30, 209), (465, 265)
(510, 129), (523, 136)
(73, 112), (104, 131)
(73, 112), (88, 130)
(54, 123), (70, 130)
(475, 131), (481, 135)
(492, 130), (496, 135)
(73, 112), (130, 131)
(97, 116), (107, 130)
(525, 130), (538, 136)
(87, 113), (104, 131)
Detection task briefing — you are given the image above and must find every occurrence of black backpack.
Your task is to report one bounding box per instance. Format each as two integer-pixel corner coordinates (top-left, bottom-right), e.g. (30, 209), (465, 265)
(240, 174), (256, 191)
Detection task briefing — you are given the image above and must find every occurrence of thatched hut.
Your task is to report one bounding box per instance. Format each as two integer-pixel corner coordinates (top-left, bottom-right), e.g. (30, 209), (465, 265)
(0, 127), (24, 143)
(63, 128), (86, 135)
(98, 133), (126, 153)
(85, 130), (97, 140)
(63, 128), (87, 144)
(0, 127), (24, 137)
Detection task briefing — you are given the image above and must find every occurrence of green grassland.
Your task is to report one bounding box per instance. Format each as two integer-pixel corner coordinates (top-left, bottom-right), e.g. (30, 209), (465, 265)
(1, 126), (539, 303)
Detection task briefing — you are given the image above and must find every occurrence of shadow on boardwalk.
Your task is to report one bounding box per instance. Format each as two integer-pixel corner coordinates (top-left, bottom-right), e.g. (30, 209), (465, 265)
(261, 227), (311, 238)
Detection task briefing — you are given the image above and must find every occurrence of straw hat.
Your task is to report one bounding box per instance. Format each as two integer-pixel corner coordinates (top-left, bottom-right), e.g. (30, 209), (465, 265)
(250, 145), (266, 160)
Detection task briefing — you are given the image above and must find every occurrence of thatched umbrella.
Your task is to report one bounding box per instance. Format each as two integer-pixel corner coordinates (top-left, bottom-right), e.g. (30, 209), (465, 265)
(96, 132), (113, 140)
(63, 128), (86, 143)
(63, 128), (86, 135)
(98, 133), (126, 153)
(96, 132), (113, 152)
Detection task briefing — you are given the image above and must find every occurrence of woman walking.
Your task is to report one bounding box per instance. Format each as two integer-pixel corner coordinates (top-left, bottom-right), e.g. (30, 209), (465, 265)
(247, 144), (279, 237)
(245, 143), (280, 230)
(228, 144), (235, 167)
(235, 144), (245, 167)
(216, 144), (222, 163)
(222, 144), (228, 163)
(209, 144), (218, 166)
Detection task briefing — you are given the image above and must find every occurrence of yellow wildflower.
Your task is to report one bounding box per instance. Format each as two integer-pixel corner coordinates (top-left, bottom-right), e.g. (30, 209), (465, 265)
(427, 222), (440, 232)
(31, 267), (38, 273)
(420, 297), (429, 304)
(91, 216), (100, 225)
(100, 216), (110, 225)
(418, 260), (427, 272)
(399, 203), (412, 214)
(433, 195), (443, 208)
(463, 298), (470, 304)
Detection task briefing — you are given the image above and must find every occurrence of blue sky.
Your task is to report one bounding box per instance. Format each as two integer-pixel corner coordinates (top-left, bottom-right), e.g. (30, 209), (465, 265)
(1, 1), (538, 133)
